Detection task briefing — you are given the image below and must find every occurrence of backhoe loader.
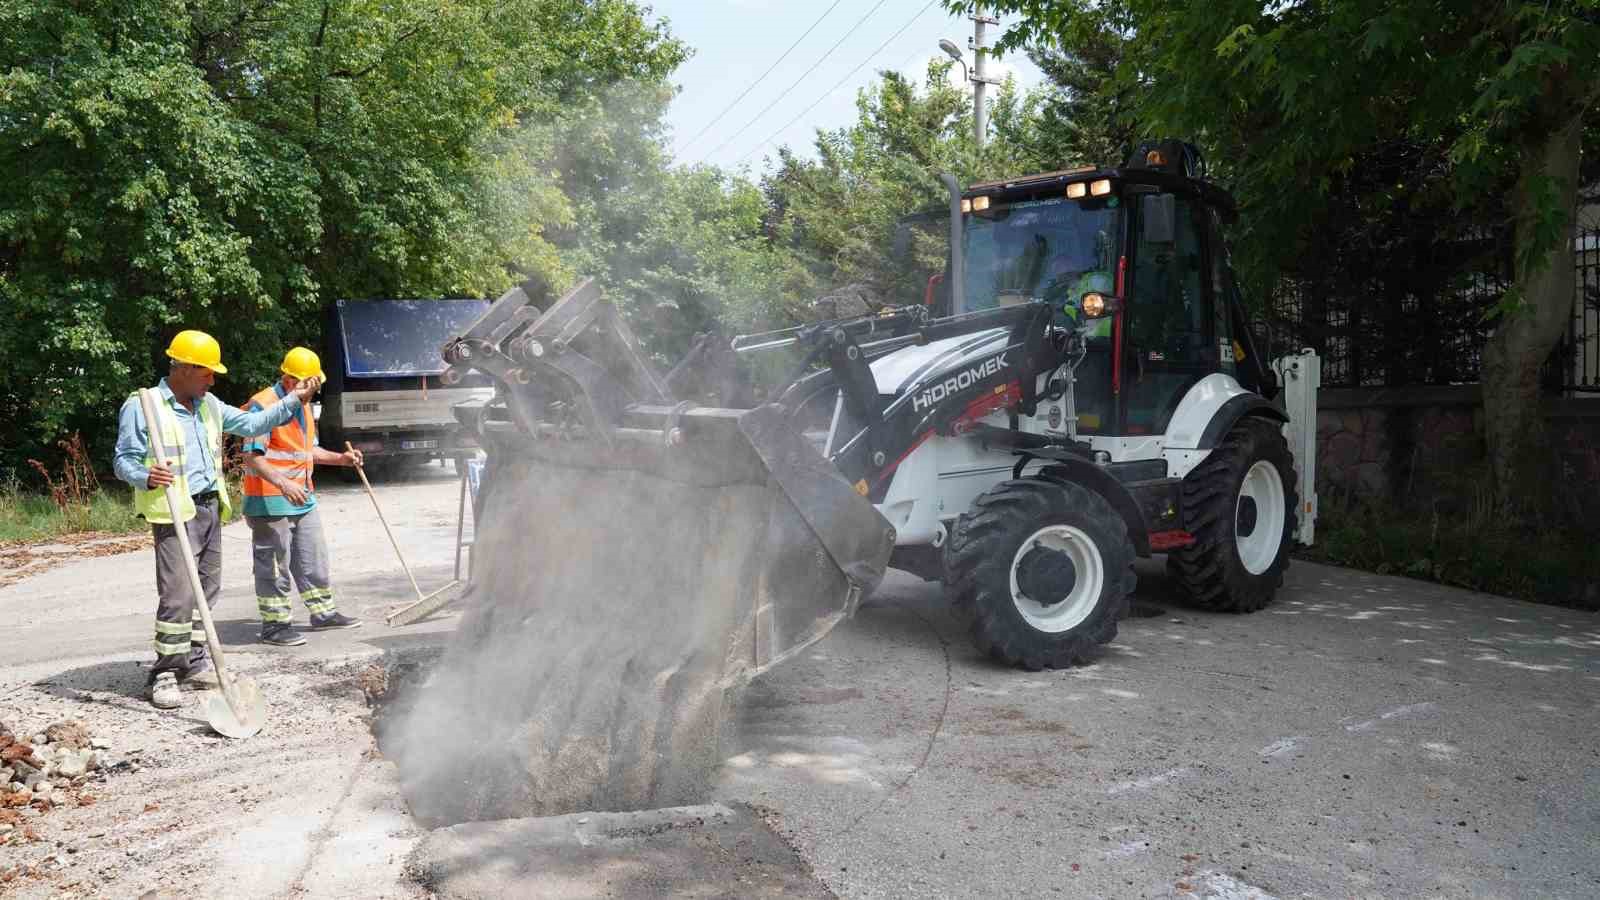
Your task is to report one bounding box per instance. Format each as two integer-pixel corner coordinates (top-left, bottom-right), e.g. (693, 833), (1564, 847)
(392, 140), (1319, 822)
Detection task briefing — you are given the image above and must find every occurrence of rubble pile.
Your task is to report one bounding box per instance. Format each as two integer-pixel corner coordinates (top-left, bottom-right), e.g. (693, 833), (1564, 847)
(0, 717), (117, 844)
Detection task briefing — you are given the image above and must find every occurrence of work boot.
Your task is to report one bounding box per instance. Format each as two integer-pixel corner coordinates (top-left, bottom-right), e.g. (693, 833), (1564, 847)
(309, 612), (362, 631)
(260, 624), (307, 646)
(181, 660), (220, 689)
(149, 672), (181, 709)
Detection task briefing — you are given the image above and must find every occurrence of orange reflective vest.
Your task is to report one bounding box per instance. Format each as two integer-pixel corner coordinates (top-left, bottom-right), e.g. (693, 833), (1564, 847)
(241, 386), (315, 500)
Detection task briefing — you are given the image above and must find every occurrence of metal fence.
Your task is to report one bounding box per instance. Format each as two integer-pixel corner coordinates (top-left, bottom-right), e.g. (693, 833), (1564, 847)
(1561, 224), (1600, 392)
(1264, 223), (1600, 393)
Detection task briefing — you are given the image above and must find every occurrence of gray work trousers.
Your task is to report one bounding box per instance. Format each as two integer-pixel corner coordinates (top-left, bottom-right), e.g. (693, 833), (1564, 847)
(248, 505), (339, 625)
(151, 494), (221, 682)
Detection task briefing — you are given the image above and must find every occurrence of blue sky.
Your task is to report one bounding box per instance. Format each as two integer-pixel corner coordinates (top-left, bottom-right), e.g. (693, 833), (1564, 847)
(648, 1), (1046, 174)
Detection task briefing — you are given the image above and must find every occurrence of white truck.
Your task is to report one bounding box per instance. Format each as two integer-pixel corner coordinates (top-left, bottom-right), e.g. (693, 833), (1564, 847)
(319, 298), (496, 467)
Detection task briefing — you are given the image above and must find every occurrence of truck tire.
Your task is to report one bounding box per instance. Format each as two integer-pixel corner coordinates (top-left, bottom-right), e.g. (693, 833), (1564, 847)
(944, 477), (1136, 670)
(1169, 416), (1298, 612)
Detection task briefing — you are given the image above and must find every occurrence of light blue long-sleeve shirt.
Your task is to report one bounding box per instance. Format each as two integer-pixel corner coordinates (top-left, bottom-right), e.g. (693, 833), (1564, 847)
(113, 378), (301, 495)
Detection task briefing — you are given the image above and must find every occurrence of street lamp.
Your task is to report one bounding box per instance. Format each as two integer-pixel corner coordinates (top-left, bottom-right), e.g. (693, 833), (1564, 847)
(939, 29), (990, 150)
(938, 39), (969, 82)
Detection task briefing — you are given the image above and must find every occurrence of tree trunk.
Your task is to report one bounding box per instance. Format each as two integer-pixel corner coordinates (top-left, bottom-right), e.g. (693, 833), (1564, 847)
(1480, 113), (1583, 516)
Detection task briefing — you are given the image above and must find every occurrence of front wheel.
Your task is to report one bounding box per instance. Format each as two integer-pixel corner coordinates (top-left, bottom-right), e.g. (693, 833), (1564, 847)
(1169, 417), (1298, 612)
(944, 475), (1136, 670)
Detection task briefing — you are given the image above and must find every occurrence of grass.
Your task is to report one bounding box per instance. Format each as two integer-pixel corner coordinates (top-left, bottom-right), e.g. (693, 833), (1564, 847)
(0, 485), (144, 544)
(1296, 494), (1600, 611)
(1, 431), (145, 544)
(0, 471), (245, 546)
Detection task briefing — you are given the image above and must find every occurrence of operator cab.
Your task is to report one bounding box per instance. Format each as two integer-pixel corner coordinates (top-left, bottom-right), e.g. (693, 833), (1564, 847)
(944, 141), (1274, 439)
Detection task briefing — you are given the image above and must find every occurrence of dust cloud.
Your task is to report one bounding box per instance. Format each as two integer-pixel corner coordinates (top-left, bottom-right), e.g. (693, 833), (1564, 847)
(380, 451), (777, 826)
(378, 82), (840, 824)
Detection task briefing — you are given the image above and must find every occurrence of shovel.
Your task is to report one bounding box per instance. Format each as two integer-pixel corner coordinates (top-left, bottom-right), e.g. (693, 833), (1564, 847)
(342, 442), (456, 623)
(138, 389), (267, 739)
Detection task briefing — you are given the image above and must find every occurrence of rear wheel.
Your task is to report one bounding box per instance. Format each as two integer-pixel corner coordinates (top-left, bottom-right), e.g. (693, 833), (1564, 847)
(945, 476), (1136, 669)
(1169, 417), (1298, 612)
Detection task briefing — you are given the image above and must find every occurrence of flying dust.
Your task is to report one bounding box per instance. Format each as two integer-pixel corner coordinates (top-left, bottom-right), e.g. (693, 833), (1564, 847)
(378, 450), (782, 826)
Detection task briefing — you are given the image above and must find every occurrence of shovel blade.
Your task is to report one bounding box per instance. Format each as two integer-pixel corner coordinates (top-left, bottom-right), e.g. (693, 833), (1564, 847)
(205, 675), (268, 739)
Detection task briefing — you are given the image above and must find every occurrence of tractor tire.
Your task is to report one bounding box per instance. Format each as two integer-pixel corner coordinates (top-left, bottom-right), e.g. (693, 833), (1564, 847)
(944, 476), (1136, 670)
(1169, 416), (1299, 612)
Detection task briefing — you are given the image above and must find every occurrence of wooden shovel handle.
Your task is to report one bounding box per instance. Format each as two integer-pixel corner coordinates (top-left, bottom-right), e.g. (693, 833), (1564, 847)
(347, 442), (426, 603)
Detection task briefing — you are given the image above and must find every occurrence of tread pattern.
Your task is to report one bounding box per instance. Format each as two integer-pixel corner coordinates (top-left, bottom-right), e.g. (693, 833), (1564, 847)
(1169, 417), (1298, 613)
(944, 474), (1137, 670)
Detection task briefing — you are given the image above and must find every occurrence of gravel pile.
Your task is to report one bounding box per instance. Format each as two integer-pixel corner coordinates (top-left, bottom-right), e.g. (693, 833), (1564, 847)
(0, 717), (124, 846)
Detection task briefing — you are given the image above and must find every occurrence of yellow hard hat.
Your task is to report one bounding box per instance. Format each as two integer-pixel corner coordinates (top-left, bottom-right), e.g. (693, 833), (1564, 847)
(166, 330), (228, 374)
(280, 346), (324, 381)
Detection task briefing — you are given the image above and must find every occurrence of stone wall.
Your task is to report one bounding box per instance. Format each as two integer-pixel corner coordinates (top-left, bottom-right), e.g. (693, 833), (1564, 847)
(1313, 386), (1600, 512)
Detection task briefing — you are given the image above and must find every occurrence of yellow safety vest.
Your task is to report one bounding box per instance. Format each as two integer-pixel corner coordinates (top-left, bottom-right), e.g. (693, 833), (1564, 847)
(129, 391), (234, 524)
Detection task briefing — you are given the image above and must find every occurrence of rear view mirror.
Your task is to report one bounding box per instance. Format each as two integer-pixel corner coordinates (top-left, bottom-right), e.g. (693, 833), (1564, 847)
(1142, 194), (1176, 244)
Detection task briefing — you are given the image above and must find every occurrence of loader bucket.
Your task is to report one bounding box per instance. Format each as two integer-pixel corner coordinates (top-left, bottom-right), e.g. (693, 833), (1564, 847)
(383, 280), (894, 823)
(470, 401), (895, 686)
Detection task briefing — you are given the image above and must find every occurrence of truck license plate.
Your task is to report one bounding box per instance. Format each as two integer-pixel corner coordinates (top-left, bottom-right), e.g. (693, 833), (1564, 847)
(401, 439), (439, 450)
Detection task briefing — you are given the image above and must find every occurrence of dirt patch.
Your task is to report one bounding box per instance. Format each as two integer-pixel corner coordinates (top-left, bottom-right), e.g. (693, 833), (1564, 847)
(410, 802), (834, 899)
(962, 705), (1075, 737)
(986, 763), (1071, 788)
(0, 653), (391, 899)
(0, 533), (151, 588)
(746, 686), (865, 708)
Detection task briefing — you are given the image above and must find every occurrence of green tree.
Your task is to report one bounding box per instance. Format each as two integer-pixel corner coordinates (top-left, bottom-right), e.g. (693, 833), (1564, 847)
(965, 0), (1598, 513)
(0, 0), (684, 473)
(759, 62), (1076, 313)
(1025, 26), (1137, 167)
(574, 160), (814, 360)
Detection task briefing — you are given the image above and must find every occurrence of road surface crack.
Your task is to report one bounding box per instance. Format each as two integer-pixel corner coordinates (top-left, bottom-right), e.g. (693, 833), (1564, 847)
(832, 608), (952, 841)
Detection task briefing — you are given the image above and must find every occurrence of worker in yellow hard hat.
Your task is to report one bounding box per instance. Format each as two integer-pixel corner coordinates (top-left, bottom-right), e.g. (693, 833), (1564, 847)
(112, 330), (323, 710)
(241, 346), (364, 646)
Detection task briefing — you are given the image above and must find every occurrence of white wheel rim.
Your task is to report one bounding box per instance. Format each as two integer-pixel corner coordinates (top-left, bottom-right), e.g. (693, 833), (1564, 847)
(1008, 525), (1104, 634)
(1236, 460), (1286, 575)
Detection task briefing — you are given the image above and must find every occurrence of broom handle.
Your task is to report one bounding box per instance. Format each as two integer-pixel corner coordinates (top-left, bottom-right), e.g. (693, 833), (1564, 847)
(347, 442), (426, 603)
(138, 389), (244, 718)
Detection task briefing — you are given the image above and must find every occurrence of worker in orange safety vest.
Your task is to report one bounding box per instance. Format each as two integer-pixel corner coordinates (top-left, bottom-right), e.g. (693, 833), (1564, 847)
(241, 347), (364, 645)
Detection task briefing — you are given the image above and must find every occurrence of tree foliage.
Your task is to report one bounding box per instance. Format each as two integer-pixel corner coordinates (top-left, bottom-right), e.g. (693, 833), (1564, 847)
(962, 0), (1599, 511)
(760, 62), (1087, 311)
(0, 0), (684, 470)
(11, 0), (1590, 523)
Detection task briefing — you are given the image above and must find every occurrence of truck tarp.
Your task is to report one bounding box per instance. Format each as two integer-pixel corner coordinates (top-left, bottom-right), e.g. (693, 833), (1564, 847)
(337, 299), (492, 377)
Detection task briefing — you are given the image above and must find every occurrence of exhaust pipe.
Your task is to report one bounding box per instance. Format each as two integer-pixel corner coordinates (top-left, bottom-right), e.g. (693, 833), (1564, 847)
(940, 173), (965, 314)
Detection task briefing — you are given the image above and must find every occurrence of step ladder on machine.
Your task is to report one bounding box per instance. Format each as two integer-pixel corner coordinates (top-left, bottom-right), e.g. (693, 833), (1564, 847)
(452, 452), (482, 582)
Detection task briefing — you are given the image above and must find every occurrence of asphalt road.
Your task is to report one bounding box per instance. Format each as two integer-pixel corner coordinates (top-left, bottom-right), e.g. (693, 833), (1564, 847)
(3, 462), (467, 665)
(714, 563), (1600, 899)
(4, 466), (1597, 898)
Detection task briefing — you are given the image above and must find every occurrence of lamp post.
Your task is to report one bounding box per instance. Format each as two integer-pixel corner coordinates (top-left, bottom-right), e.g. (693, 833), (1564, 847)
(939, 5), (998, 151)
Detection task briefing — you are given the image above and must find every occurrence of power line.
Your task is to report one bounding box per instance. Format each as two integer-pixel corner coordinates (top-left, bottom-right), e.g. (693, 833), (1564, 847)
(698, 0), (896, 164)
(735, 0), (941, 166)
(675, 0), (848, 156)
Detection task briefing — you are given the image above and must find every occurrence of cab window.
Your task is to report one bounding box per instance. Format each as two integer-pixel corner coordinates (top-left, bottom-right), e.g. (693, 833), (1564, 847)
(1127, 193), (1207, 364)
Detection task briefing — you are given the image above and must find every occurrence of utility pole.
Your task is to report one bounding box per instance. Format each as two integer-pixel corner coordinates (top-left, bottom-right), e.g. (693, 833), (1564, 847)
(970, 4), (998, 151)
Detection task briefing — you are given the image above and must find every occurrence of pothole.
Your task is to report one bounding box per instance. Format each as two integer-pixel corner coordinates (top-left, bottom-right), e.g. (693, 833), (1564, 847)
(364, 648), (726, 828)
(362, 652), (835, 898)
